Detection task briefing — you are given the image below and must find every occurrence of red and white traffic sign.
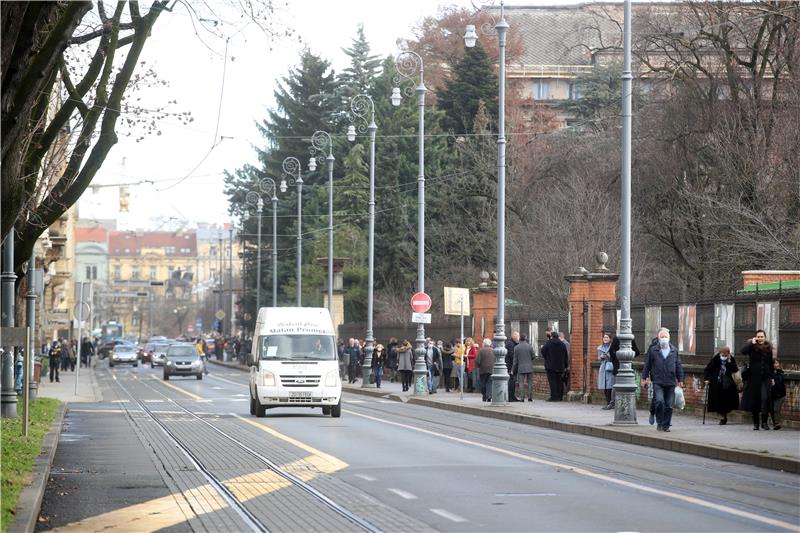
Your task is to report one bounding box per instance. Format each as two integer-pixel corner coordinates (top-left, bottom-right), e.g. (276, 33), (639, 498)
(410, 292), (432, 313)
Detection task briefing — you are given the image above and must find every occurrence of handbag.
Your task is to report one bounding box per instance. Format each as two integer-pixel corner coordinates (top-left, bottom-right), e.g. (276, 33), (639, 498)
(674, 386), (686, 410)
(731, 370), (744, 392)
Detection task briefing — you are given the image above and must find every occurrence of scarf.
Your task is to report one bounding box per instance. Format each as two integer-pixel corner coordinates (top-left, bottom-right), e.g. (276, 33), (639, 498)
(717, 357), (728, 383)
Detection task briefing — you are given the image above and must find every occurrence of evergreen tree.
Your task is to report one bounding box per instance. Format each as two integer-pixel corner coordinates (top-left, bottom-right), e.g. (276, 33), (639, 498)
(557, 64), (621, 130)
(435, 41), (498, 135)
(337, 24), (382, 101)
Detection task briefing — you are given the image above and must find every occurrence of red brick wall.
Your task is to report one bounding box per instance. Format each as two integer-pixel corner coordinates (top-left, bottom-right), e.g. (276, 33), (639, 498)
(471, 289), (497, 345)
(742, 271), (800, 286)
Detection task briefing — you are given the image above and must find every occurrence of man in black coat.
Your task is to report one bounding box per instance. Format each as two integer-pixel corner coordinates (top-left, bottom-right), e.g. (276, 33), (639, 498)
(541, 332), (569, 401)
(505, 331), (520, 401)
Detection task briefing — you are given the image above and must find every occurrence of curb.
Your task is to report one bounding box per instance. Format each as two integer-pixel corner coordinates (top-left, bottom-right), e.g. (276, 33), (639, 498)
(343, 386), (799, 474)
(208, 359), (248, 372)
(8, 402), (67, 533)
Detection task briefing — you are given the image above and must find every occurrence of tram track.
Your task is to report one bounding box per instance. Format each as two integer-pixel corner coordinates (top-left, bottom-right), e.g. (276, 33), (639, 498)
(110, 371), (381, 533)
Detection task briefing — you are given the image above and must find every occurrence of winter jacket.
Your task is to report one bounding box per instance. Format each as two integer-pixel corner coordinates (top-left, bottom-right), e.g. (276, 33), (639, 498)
(475, 346), (495, 375)
(396, 342), (414, 371)
(642, 343), (684, 386)
(512, 341), (534, 374)
(541, 338), (568, 372)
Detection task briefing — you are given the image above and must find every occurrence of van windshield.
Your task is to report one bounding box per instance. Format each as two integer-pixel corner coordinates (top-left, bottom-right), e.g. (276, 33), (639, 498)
(259, 335), (336, 361)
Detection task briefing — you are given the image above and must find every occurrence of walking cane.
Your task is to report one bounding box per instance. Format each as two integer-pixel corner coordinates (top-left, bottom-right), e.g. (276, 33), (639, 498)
(702, 385), (708, 424)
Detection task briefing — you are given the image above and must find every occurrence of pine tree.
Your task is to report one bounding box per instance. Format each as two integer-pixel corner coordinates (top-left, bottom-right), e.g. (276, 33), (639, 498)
(338, 24), (382, 101)
(435, 41), (498, 135)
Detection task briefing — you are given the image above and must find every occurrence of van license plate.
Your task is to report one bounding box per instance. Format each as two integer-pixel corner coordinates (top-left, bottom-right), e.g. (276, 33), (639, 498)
(290, 391), (312, 398)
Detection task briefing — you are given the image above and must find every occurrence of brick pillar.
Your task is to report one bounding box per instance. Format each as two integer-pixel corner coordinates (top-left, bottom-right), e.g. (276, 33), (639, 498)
(471, 285), (497, 345)
(565, 265), (618, 402)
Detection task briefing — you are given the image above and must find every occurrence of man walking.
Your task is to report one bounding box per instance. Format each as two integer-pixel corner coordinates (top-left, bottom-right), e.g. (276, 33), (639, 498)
(642, 328), (684, 432)
(346, 338), (360, 384)
(541, 331), (568, 401)
(512, 334), (535, 401)
(475, 339), (495, 402)
(505, 331), (520, 402)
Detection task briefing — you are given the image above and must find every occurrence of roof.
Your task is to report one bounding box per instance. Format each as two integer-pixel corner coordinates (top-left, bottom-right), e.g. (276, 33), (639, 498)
(108, 231), (197, 257)
(75, 226), (107, 243)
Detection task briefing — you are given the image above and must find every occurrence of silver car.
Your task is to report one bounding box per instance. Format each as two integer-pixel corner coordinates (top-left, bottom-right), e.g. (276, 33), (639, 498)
(150, 343), (171, 367)
(110, 344), (138, 368)
(163, 343), (204, 380)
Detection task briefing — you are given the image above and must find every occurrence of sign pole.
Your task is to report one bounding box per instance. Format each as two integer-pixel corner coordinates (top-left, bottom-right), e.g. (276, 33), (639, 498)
(460, 297), (464, 401)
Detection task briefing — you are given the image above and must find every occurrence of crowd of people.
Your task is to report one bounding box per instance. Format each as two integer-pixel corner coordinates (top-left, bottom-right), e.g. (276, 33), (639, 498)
(44, 336), (95, 383)
(334, 326), (786, 432)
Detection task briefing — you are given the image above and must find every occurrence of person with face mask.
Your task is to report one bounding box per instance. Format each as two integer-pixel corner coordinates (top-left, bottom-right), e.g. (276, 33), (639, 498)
(740, 329), (775, 430)
(703, 346), (739, 425)
(641, 328), (684, 432)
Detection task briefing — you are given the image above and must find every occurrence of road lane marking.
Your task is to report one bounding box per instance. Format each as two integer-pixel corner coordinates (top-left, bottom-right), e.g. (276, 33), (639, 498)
(355, 474), (376, 481)
(68, 409), (125, 413)
(347, 400), (365, 403)
(207, 374), (249, 388)
(211, 386), (224, 390)
(430, 508), (467, 523)
(149, 375), (203, 400)
(232, 414), (349, 472)
(345, 409), (800, 532)
(387, 488), (417, 500)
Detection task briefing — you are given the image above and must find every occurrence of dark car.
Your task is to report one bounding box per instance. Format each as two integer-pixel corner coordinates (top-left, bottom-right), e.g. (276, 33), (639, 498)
(163, 343), (204, 380)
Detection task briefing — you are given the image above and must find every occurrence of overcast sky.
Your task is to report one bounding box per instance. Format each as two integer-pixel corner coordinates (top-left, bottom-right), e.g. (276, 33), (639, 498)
(78, 0), (577, 231)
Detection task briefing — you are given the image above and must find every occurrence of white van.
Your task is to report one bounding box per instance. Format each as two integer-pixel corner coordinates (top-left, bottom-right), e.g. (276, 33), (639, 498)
(248, 307), (342, 417)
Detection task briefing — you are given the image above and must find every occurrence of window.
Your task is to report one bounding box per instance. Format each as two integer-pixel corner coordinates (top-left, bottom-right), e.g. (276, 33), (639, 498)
(149, 266), (157, 280)
(114, 265), (121, 280)
(533, 80), (550, 100)
(165, 246), (176, 255)
(180, 247), (190, 254)
(85, 266), (92, 280)
(131, 266), (140, 280)
(210, 268), (217, 281)
(186, 265), (193, 273)
(210, 246), (218, 257)
(568, 81), (582, 100)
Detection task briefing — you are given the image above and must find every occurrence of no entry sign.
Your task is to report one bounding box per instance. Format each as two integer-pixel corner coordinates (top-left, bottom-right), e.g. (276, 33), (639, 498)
(410, 292), (432, 313)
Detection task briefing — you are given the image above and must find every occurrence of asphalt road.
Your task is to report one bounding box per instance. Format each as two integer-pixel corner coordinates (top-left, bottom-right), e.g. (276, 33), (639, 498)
(39, 362), (800, 532)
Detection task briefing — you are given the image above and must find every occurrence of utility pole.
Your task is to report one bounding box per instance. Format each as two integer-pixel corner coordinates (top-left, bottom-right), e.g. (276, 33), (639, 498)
(1, 233), (18, 418)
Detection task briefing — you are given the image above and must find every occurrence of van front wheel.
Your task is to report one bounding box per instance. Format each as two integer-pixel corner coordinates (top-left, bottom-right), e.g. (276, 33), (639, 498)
(255, 395), (267, 418)
(330, 401), (341, 418)
(322, 406), (331, 415)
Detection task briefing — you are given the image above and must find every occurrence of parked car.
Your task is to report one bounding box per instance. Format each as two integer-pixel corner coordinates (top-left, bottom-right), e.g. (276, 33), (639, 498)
(150, 342), (171, 367)
(109, 344), (138, 367)
(163, 343), (204, 380)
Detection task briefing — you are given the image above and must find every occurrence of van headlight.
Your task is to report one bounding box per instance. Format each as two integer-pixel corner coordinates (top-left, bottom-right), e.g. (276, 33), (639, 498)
(258, 371), (276, 387)
(325, 370), (339, 387)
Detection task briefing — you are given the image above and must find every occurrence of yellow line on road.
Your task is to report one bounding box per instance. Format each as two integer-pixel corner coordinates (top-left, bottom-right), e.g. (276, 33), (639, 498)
(233, 414), (349, 473)
(149, 375), (203, 400)
(346, 409), (800, 532)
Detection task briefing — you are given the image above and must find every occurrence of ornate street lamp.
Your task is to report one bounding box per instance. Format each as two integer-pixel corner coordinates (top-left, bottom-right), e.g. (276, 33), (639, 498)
(393, 50), (428, 395)
(348, 94), (377, 388)
(246, 176), (278, 309)
(281, 157), (304, 307)
(465, 1), (510, 406)
(308, 131), (335, 318)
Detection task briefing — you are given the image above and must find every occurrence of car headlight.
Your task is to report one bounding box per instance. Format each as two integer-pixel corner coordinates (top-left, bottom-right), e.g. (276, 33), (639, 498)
(257, 370), (276, 387)
(167, 360), (174, 366)
(325, 370), (339, 387)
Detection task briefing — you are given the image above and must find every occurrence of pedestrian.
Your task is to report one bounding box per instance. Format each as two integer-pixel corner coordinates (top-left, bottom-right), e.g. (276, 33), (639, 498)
(770, 358), (785, 430)
(512, 334), (535, 402)
(453, 340), (464, 391)
(81, 336), (94, 368)
(338, 338), (347, 379)
(386, 337), (399, 383)
(464, 337), (478, 393)
(475, 339), (495, 402)
(425, 338), (441, 394)
(506, 331), (520, 402)
(740, 329), (775, 430)
(14, 349), (24, 394)
(346, 338), (360, 384)
(702, 346), (739, 425)
(440, 341), (454, 392)
(598, 333), (615, 410)
(372, 343), (386, 388)
(641, 328), (685, 432)
(49, 341), (60, 383)
(397, 339), (414, 391)
(215, 336), (223, 360)
(541, 331), (569, 401)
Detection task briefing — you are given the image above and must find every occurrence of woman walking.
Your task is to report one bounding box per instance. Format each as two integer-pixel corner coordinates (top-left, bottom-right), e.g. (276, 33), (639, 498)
(703, 346), (739, 425)
(396, 340), (414, 392)
(464, 338), (478, 393)
(597, 333), (615, 409)
(740, 330), (775, 430)
(372, 344), (386, 388)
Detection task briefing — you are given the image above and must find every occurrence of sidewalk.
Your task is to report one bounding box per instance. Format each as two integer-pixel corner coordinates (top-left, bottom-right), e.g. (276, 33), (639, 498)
(209, 360), (799, 473)
(36, 362), (103, 403)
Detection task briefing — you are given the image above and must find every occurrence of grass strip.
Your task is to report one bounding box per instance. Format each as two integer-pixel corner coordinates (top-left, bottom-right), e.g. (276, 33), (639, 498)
(1, 398), (60, 533)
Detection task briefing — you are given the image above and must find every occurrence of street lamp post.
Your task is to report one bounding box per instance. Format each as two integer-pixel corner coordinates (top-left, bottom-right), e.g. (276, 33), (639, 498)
(1, 232), (18, 418)
(308, 131), (334, 318)
(465, 2), (510, 406)
(392, 50), (428, 395)
(348, 94), (377, 388)
(614, 0), (637, 424)
(247, 177), (278, 309)
(281, 157), (304, 307)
